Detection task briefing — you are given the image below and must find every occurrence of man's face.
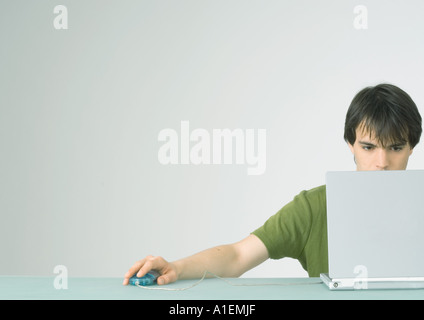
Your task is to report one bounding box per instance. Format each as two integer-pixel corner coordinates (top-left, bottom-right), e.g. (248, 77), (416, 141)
(348, 126), (414, 171)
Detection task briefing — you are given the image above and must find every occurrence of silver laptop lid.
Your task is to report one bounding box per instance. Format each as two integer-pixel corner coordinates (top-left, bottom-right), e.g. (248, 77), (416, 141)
(326, 170), (424, 279)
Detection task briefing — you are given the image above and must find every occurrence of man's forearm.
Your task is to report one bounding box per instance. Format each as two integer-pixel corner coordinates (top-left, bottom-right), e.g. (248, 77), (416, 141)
(173, 244), (242, 280)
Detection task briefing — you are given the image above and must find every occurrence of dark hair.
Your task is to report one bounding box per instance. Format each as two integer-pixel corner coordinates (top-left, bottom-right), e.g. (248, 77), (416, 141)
(344, 83), (422, 148)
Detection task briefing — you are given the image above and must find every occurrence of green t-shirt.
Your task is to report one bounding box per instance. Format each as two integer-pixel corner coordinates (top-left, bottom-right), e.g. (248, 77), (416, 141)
(252, 185), (328, 277)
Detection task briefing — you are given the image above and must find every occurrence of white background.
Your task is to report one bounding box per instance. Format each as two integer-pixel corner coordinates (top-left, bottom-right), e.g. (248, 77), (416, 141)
(1, 0), (424, 278)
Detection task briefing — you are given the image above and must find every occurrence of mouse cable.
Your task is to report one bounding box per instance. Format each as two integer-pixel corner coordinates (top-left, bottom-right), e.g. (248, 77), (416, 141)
(135, 270), (323, 291)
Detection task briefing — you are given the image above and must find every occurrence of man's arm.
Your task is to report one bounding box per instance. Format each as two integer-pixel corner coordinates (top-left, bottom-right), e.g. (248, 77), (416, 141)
(123, 234), (269, 285)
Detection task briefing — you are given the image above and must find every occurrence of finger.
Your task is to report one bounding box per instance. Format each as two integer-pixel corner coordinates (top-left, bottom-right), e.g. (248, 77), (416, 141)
(123, 256), (150, 279)
(123, 259), (144, 278)
(157, 273), (175, 285)
(135, 256), (164, 277)
(157, 275), (167, 285)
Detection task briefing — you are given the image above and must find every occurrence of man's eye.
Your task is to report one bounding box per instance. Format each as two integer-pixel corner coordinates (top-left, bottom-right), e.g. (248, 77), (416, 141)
(362, 146), (373, 151)
(392, 146), (403, 152)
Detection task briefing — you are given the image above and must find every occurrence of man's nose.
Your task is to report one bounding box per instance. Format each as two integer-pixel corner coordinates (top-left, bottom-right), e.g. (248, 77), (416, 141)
(375, 149), (389, 170)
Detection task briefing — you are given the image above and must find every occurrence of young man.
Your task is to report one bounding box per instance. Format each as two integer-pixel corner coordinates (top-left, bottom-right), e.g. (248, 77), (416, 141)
(123, 83), (422, 285)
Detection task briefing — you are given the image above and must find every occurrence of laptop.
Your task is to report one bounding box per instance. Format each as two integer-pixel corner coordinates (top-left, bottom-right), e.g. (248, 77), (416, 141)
(321, 170), (424, 290)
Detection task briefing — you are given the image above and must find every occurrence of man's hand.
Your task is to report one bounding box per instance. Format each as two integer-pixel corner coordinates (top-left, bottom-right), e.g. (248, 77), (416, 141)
(122, 235), (269, 286)
(122, 255), (178, 285)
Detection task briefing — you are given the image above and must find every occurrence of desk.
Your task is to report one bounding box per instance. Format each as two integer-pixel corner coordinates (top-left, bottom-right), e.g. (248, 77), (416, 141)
(1, 276), (424, 300)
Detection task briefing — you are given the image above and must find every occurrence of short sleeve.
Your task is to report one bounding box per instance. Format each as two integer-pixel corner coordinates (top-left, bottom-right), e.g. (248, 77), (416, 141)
(252, 190), (314, 260)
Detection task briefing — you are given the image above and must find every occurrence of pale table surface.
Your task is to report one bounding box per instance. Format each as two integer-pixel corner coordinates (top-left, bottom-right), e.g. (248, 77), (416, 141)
(1, 276), (424, 300)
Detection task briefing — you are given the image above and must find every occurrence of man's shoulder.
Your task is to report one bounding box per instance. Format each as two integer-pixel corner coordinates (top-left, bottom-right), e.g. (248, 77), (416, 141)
(295, 185), (327, 214)
(301, 185), (326, 200)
